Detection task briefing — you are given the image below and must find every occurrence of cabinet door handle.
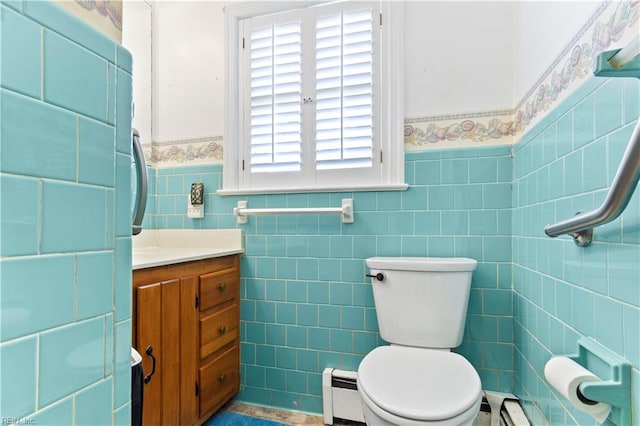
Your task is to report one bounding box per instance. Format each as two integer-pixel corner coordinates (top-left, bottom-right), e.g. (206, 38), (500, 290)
(143, 345), (156, 384)
(218, 373), (226, 383)
(219, 325), (226, 335)
(219, 283), (227, 292)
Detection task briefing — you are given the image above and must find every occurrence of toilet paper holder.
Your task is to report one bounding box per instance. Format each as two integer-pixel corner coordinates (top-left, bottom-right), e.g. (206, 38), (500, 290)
(561, 337), (631, 425)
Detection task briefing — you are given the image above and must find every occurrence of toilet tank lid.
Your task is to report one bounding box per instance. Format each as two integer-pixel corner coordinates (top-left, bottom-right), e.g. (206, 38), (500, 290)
(366, 257), (477, 272)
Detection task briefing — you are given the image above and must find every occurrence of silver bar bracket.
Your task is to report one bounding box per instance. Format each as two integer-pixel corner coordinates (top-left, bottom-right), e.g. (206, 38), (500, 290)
(235, 201), (248, 225)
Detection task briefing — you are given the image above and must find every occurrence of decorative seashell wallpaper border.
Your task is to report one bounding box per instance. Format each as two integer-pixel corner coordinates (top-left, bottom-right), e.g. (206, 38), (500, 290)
(55, 0), (122, 42)
(404, 110), (516, 150)
(150, 0), (638, 167)
(405, 0), (638, 150)
(149, 136), (224, 167)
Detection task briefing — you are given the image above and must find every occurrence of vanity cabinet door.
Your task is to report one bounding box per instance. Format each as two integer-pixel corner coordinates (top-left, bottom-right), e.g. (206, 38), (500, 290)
(133, 255), (240, 426)
(136, 279), (181, 426)
(136, 282), (162, 426)
(135, 277), (198, 426)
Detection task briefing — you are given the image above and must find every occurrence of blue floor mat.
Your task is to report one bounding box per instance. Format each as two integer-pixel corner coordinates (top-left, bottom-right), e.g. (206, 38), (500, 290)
(203, 411), (289, 426)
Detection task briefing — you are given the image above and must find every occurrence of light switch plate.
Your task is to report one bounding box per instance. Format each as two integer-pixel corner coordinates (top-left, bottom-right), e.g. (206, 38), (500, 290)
(187, 195), (204, 218)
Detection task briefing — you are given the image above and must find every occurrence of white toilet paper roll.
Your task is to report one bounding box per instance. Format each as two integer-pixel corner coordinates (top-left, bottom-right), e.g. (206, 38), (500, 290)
(544, 356), (611, 423)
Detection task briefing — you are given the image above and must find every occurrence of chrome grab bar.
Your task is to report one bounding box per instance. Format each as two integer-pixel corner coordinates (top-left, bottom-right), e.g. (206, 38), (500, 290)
(545, 35), (640, 247)
(544, 118), (640, 246)
(132, 129), (148, 235)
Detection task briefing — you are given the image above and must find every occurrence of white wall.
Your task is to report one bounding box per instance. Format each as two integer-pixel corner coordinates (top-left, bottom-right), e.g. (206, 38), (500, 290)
(123, 0), (153, 146)
(149, 1), (605, 142)
(152, 1), (225, 142)
(512, 1), (601, 104)
(403, 1), (515, 117)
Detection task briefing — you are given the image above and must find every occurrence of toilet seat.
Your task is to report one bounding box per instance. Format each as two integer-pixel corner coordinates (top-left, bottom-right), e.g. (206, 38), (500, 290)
(359, 384), (482, 426)
(358, 346), (482, 422)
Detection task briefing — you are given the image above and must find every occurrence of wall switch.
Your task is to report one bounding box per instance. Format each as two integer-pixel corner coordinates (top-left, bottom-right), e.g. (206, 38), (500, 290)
(187, 195), (204, 218)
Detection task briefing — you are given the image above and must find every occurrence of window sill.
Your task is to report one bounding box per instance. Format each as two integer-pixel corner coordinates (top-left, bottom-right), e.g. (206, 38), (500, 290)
(217, 183), (408, 196)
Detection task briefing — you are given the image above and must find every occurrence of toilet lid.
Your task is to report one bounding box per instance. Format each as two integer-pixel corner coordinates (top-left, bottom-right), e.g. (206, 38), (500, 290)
(358, 346), (482, 421)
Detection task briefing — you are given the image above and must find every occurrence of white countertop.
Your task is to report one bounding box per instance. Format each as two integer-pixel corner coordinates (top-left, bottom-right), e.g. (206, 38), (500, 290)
(132, 229), (244, 270)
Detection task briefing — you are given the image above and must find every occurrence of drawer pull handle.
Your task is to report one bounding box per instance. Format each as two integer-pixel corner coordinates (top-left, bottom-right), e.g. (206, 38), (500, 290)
(218, 374), (226, 383)
(219, 283), (227, 292)
(219, 326), (226, 335)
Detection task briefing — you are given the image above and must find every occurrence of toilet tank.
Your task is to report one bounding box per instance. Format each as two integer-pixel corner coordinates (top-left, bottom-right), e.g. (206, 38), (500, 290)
(366, 257), (477, 349)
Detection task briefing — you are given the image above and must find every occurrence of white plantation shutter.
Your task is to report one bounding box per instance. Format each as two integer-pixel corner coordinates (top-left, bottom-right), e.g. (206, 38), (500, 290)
(249, 21), (302, 173)
(225, 1), (405, 194)
(315, 8), (373, 170)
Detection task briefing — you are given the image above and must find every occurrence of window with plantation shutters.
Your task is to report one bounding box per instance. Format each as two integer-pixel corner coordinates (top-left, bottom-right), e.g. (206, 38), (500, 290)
(223, 1), (406, 195)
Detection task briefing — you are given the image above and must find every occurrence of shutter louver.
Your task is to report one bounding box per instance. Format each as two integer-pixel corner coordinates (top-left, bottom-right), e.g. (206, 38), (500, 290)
(249, 21), (302, 173)
(315, 9), (373, 170)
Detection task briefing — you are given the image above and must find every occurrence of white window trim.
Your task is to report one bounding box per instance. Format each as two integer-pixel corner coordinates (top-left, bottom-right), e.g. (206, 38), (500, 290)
(220, 1), (407, 196)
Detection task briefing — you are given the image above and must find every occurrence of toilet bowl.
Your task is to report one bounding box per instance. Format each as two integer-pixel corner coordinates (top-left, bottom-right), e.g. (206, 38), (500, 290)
(358, 346), (482, 425)
(359, 257), (481, 426)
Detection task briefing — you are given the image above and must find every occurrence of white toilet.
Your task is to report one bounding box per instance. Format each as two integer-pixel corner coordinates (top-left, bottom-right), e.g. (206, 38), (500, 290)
(358, 257), (482, 426)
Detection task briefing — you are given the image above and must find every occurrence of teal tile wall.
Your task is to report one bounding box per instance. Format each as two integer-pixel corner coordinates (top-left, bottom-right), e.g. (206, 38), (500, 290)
(0, 4), (40, 98)
(38, 317), (106, 406)
(41, 180), (108, 252)
(25, 399), (73, 425)
(512, 76), (640, 425)
(75, 379), (114, 426)
(0, 336), (37, 417)
(148, 145), (514, 413)
(0, 174), (39, 256)
(77, 252), (114, 320)
(79, 117), (116, 187)
(1, 90), (78, 181)
(0, 1), (132, 423)
(43, 30), (110, 122)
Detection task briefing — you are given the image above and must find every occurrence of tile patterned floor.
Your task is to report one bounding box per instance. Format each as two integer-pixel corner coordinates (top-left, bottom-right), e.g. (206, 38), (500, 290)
(220, 400), (499, 425)
(221, 401), (363, 425)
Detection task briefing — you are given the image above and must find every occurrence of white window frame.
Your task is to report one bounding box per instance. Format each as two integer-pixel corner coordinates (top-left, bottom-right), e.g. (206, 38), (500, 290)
(220, 1), (407, 195)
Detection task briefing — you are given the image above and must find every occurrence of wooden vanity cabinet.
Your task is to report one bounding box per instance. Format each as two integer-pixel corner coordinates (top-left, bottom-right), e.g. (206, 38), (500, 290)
(132, 255), (241, 426)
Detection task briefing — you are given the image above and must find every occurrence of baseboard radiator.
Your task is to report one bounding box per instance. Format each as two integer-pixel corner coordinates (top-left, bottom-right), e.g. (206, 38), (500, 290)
(321, 368), (530, 426)
(499, 399), (530, 426)
(484, 390), (531, 426)
(322, 368), (365, 424)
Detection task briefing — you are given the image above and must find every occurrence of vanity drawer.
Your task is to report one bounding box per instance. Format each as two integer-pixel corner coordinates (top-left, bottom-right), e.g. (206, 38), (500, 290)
(199, 345), (239, 416)
(199, 269), (238, 311)
(200, 304), (238, 359)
